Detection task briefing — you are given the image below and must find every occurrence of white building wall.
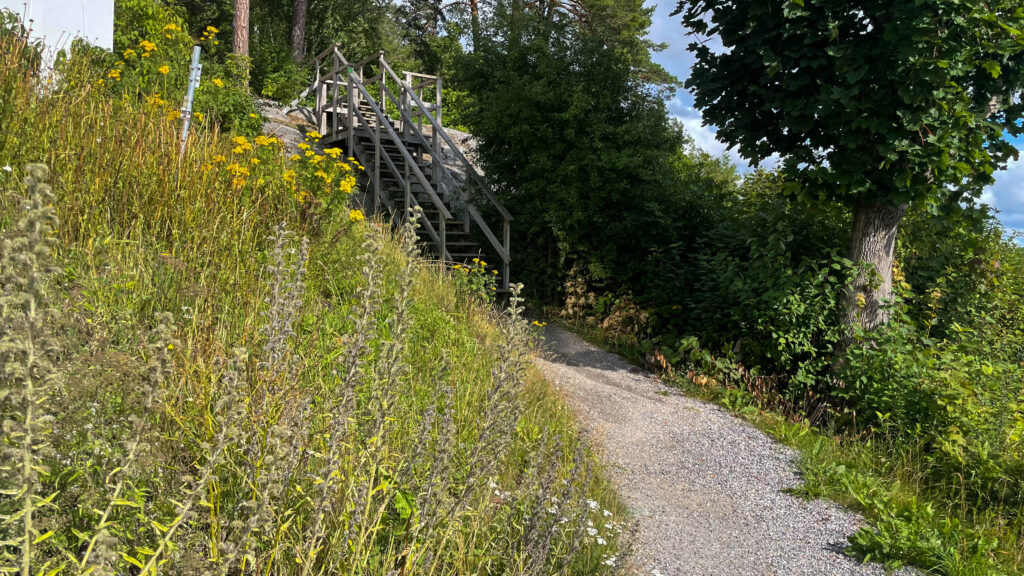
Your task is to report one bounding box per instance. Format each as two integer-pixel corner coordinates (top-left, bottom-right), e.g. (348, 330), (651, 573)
(0, 0), (114, 53)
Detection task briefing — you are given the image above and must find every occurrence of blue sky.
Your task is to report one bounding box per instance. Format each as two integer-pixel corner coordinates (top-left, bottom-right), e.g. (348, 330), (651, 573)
(645, 3), (1024, 235)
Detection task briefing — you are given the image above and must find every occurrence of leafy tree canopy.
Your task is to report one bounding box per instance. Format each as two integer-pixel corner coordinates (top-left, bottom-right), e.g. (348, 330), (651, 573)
(674, 0), (1024, 208)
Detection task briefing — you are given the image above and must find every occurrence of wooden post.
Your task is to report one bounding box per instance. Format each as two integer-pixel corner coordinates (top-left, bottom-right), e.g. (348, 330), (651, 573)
(345, 64), (354, 156)
(373, 108), (381, 215)
(436, 75), (443, 127)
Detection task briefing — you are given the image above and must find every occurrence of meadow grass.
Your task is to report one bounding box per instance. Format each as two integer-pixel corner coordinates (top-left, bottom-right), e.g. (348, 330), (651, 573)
(0, 30), (627, 575)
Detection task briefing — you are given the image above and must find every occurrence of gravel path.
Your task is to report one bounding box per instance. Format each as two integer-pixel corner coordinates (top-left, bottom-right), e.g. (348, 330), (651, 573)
(535, 325), (913, 576)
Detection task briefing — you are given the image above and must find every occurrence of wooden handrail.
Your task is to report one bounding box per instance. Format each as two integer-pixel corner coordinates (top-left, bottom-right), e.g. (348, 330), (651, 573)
(345, 71), (453, 221)
(311, 47), (508, 280)
(380, 61), (513, 222)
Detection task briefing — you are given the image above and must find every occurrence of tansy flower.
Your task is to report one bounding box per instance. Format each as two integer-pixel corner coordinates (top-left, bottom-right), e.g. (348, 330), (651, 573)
(158, 65), (170, 75)
(349, 209), (365, 222)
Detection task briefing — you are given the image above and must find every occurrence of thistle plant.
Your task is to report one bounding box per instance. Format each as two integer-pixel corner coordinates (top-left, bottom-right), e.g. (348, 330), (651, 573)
(0, 164), (61, 576)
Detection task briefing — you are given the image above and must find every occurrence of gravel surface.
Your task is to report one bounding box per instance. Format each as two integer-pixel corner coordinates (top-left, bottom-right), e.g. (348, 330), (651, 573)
(535, 325), (915, 576)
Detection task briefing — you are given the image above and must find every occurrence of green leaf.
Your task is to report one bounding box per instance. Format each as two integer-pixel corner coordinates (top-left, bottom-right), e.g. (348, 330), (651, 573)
(981, 61), (1001, 79)
(120, 553), (144, 569)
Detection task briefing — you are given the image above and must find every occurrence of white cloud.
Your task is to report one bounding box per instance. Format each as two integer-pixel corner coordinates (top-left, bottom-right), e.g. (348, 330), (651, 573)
(673, 110), (780, 172)
(983, 157), (1024, 234)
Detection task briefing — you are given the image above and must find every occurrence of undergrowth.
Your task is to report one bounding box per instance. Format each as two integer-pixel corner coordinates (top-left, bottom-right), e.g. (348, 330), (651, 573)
(0, 22), (627, 576)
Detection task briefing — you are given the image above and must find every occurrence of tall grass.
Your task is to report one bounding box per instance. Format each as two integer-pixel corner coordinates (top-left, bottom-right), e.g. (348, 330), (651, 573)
(0, 26), (627, 575)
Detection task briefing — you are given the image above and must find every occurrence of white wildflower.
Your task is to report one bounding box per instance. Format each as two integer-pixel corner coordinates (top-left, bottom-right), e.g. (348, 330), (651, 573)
(596, 536), (606, 545)
(602, 508), (613, 517)
(586, 527), (598, 536)
(587, 499), (599, 510)
(1, 165), (11, 172)
(604, 556), (618, 567)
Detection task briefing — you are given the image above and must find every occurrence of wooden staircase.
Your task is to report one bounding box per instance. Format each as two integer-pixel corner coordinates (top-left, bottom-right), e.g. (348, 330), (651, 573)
(294, 46), (512, 291)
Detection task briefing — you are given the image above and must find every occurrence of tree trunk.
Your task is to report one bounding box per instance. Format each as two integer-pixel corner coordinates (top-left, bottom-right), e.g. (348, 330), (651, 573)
(470, 0), (481, 52)
(291, 0), (308, 64)
(841, 200), (907, 336)
(233, 0), (250, 57)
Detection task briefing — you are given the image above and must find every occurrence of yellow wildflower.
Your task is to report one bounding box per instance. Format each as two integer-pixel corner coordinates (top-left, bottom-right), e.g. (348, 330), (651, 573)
(306, 130), (322, 140)
(324, 147), (342, 158)
(167, 110), (180, 119)
(855, 293), (867, 308)
(206, 26), (219, 34)
(212, 154), (226, 163)
(289, 154), (301, 161)
(194, 111), (203, 121)
(212, 78), (224, 88)
(249, 113), (259, 119)
(349, 209), (365, 222)
(138, 40), (157, 52)
(297, 142), (310, 150)
(250, 158), (260, 165)
(304, 150), (315, 157)
(123, 49), (136, 58)
(107, 69), (121, 80)
(158, 65), (170, 75)
(141, 52), (151, 58)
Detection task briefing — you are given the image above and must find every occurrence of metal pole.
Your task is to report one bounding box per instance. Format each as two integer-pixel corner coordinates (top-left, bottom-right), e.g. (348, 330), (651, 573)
(179, 46), (202, 154)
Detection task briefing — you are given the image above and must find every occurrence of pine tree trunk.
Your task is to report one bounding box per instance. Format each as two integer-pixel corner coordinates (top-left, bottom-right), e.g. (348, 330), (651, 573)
(233, 0), (250, 57)
(470, 0), (481, 52)
(841, 200), (907, 336)
(291, 0), (308, 63)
